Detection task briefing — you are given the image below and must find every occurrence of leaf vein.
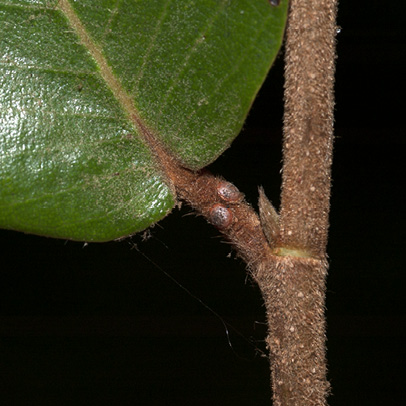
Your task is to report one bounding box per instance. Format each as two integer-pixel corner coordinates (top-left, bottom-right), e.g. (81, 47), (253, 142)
(131, 0), (172, 96)
(155, 0), (228, 123)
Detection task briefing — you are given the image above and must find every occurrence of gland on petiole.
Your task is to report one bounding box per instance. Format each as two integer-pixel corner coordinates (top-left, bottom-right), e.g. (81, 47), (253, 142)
(216, 180), (243, 204)
(208, 203), (233, 229)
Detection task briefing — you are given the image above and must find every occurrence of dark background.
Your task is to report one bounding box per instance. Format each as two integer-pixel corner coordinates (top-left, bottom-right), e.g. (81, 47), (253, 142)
(0, 1), (404, 405)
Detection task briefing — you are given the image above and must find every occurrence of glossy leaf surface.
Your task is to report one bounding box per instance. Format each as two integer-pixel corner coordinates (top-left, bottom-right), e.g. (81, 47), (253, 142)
(0, 0), (288, 241)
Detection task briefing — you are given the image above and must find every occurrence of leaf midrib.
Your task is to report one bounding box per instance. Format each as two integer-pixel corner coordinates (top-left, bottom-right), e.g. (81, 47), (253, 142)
(58, 1), (135, 116)
(58, 0), (172, 182)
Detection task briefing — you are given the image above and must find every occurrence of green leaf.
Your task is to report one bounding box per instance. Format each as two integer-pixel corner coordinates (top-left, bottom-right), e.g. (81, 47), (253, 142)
(0, 0), (288, 241)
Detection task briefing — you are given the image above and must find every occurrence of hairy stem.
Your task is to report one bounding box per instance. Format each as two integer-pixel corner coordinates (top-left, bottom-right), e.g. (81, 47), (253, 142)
(163, 1), (337, 404)
(254, 256), (330, 406)
(253, 0), (337, 404)
(278, 0), (337, 259)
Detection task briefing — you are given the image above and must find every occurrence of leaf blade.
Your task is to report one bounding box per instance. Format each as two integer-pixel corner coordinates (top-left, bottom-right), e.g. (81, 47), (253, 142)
(71, 0), (288, 168)
(1, 1), (175, 241)
(0, 0), (288, 241)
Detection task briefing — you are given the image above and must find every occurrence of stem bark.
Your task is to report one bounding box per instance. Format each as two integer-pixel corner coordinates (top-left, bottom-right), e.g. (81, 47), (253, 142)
(254, 0), (337, 404)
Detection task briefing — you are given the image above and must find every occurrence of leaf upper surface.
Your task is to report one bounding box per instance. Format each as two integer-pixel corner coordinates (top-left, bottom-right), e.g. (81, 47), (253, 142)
(0, 0), (288, 241)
